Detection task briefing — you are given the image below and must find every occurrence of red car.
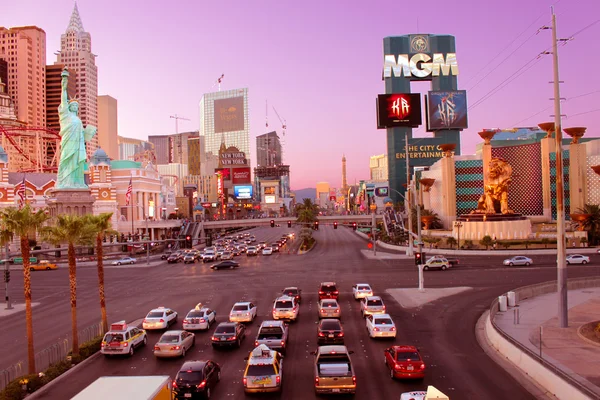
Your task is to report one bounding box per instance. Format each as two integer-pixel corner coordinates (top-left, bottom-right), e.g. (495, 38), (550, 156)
(384, 345), (425, 380)
(318, 282), (339, 300)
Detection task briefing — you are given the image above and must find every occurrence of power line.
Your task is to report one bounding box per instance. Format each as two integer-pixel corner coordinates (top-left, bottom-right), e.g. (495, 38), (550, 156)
(567, 108), (600, 118)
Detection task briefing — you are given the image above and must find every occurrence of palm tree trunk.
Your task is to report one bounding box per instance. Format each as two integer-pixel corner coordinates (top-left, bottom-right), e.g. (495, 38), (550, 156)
(68, 242), (79, 356)
(21, 236), (36, 374)
(96, 234), (108, 334)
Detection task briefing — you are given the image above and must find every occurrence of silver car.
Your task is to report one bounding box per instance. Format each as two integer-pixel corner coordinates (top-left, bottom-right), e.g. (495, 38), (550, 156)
(503, 256), (533, 266)
(318, 299), (341, 319)
(566, 254), (590, 265)
(153, 330), (195, 358)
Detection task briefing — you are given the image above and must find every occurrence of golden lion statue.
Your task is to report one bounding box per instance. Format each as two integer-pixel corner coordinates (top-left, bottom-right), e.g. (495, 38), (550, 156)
(474, 157), (514, 214)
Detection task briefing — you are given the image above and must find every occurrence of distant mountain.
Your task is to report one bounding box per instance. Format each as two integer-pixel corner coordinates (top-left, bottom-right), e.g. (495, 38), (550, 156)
(292, 188), (316, 202)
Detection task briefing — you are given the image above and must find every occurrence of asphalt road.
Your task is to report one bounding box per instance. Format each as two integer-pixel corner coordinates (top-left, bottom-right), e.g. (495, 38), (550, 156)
(1, 226), (599, 399)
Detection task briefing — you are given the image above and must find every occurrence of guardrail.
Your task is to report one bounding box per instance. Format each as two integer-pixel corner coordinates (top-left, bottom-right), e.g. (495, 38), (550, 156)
(0, 322), (103, 391)
(489, 277), (600, 399)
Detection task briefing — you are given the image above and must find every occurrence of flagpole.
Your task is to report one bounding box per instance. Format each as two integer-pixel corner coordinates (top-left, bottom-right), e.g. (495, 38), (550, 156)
(130, 176), (134, 238)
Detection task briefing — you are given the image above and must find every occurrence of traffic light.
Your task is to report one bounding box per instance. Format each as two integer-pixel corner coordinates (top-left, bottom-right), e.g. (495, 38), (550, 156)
(414, 252), (422, 265)
(314, 221), (319, 230)
(334, 222), (338, 229)
(270, 220), (275, 228)
(352, 222), (357, 231)
(287, 221), (292, 228)
(186, 235), (192, 248)
(3, 270), (10, 283)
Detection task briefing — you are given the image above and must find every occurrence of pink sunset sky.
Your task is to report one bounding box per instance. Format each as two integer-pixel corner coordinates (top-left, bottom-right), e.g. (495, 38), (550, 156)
(4, 0), (599, 190)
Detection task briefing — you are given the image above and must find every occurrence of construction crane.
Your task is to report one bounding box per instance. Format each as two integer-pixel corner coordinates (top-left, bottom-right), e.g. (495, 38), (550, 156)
(169, 114), (190, 163)
(211, 74), (225, 91)
(273, 106), (287, 163)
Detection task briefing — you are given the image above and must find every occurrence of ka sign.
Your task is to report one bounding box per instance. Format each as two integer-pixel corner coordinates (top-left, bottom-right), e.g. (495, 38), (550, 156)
(383, 53), (459, 79)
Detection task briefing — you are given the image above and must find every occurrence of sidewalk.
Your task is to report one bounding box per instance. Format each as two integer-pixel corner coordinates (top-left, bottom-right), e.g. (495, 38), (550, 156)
(493, 288), (600, 397)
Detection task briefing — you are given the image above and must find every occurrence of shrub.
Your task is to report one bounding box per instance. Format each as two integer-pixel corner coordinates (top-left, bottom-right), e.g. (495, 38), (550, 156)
(463, 240), (474, 249)
(480, 235), (493, 250)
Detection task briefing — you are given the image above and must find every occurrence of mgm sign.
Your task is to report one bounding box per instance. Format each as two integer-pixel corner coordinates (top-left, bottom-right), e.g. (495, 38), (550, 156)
(381, 34), (466, 202)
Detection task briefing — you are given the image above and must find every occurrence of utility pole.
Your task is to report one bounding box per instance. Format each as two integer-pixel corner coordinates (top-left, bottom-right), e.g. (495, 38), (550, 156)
(4, 242), (12, 310)
(551, 6), (568, 328)
(405, 132), (414, 256)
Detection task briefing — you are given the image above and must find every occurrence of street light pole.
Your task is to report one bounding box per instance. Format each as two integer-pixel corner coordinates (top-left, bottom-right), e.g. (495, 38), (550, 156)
(454, 221), (463, 250)
(405, 132), (414, 257)
(4, 242), (12, 310)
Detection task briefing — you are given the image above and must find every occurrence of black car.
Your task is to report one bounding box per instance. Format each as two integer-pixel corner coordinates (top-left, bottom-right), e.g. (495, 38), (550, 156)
(211, 322), (246, 348)
(173, 360), (221, 399)
(161, 251), (173, 260)
(211, 260), (240, 270)
(282, 287), (302, 303)
(167, 253), (182, 264)
(317, 318), (344, 345)
(318, 282), (339, 300)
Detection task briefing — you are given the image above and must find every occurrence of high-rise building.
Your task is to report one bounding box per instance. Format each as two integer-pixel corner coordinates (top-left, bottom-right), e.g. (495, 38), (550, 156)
(341, 154), (347, 191)
(369, 154), (388, 182)
(55, 3), (98, 158)
(97, 95), (118, 159)
(0, 26), (47, 127)
(188, 137), (201, 176)
(256, 131), (282, 167)
(0, 59), (8, 90)
(148, 135), (169, 164)
(46, 64), (76, 131)
(117, 136), (153, 161)
(148, 131), (199, 165)
(199, 88), (250, 168)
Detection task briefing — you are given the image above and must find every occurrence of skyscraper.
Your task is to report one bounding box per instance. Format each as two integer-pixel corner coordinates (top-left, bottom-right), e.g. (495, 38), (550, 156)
(0, 26), (47, 126)
(55, 3), (98, 158)
(256, 131), (282, 167)
(97, 95), (118, 160)
(148, 131), (199, 165)
(199, 88), (250, 167)
(46, 64), (76, 131)
(341, 154), (347, 191)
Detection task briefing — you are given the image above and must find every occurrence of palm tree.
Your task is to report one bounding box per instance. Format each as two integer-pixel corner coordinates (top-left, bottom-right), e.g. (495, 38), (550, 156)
(85, 213), (114, 334)
(411, 206), (443, 231)
(0, 205), (49, 374)
(575, 204), (600, 245)
(296, 198), (319, 225)
(42, 215), (95, 357)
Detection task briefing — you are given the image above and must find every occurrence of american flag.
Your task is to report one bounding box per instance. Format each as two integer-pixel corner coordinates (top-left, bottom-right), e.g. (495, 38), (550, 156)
(125, 178), (132, 206)
(17, 176), (26, 209)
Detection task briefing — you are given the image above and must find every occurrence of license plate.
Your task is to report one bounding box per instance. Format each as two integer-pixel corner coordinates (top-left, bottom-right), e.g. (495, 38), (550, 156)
(328, 334), (334, 338)
(221, 337), (226, 341)
(332, 389), (340, 393)
(184, 394), (192, 398)
(407, 365), (414, 371)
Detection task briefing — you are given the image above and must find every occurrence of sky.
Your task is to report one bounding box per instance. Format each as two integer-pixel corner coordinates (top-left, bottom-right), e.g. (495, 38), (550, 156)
(4, 0), (599, 190)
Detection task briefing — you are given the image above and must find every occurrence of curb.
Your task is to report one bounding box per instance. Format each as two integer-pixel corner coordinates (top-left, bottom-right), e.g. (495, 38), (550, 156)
(576, 323), (600, 348)
(25, 318), (144, 399)
(297, 241), (316, 255)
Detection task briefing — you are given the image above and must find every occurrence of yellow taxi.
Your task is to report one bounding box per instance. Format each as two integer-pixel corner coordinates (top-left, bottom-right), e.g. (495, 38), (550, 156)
(100, 321), (147, 357)
(243, 344), (284, 393)
(29, 260), (58, 271)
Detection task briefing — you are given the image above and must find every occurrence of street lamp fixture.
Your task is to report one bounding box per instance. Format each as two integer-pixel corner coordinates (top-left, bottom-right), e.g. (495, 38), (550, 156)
(453, 221), (463, 250)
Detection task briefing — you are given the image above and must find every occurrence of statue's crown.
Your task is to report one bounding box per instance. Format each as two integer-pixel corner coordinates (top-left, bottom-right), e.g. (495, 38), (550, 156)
(68, 97), (79, 104)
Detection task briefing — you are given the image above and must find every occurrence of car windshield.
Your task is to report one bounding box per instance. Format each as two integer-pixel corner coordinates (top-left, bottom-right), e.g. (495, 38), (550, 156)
(396, 351), (420, 361)
(374, 318), (393, 325)
(233, 305), (248, 311)
(215, 325), (235, 334)
(104, 333), (124, 342)
(275, 301), (293, 309)
(321, 285), (336, 291)
(367, 299), (383, 306)
(146, 312), (164, 318)
(258, 327), (283, 339)
(187, 311), (204, 318)
(358, 286), (370, 290)
(159, 334), (180, 343)
(322, 300), (337, 307)
(176, 371), (204, 383)
(284, 288), (298, 295)
(320, 320), (341, 330)
(246, 364), (276, 376)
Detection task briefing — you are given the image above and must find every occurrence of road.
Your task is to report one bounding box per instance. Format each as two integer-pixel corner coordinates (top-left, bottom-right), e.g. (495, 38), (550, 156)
(1, 225), (599, 399)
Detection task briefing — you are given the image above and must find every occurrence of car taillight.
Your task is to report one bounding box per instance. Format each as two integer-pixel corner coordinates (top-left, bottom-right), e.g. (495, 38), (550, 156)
(245, 312), (250, 316)
(159, 319), (165, 323)
(254, 340), (259, 346)
(319, 291), (324, 294)
(211, 336), (218, 341)
(333, 291), (339, 294)
(183, 319), (190, 324)
(243, 377), (247, 386)
(390, 326), (396, 331)
(338, 332), (344, 337)
(122, 342), (128, 347)
(154, 346), (160, 351)
(197, 381), (206, 388)
(281, 340), (285, 346)
(318, 332), (325, 337)
(420, 363), (426, 369)
(100, 342), (105, 347)
(373, 327), (380, 331)
(383, 305), (386, 310)
(172, 381), (178, 388)
(394, 363), (402, 370)
(276, 375), (281, 385)
(143, 319), (147, 324)
(314, 377), (319, 386)
(335, 309), (340, 313)
(320, 309), (325, 313)
(171, 346), (180, 350)
(272, 308), (276, 313)
(227, 336), (236, 341)
(352, 375), (356, 384)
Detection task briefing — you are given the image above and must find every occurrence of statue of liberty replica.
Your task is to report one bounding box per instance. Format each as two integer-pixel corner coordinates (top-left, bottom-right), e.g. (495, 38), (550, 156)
(56, 67), (96, 189)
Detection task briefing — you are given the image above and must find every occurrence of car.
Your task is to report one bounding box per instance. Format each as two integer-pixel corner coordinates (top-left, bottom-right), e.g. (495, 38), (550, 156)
(366, 313), (396, 338)
(272, 296), (299, 321)
(153, 330), (195, 358)
(254, 320), (289, 352)
(167, 252), (182, 263)
(312, 345), (356, 395)
(142, 307), (178, 330)
(422, 256), (450, 271)
(211, 260), (240, 270)
(270, 243), (280, 252)
(249, 235), (256, 242)
(360, 296), (386, 317)
(384, 345), (426, 380)
(183, 253), (197, 264)
(172, 360), (221, 400)
(100, 321), (147, 356)
(258, 241), (267, 249)
(221, 251), (234, 260)
(352, 283), (373, 300)
(400, 391), (427, 400)
(29, 260), (58, 271)
(112, 257), (136, 265)
(243, 345), (284, 393)
(503, 256), (533, 266)
(318, 282), (339, 300)
(246, 246), (258, 256)
(566, 254), (590, 265)
(430, 255), (459, 266)
(183, 307), (216, 331)
(282, 287), (302, 303)
(262, 247), (273, 255)
(161, 251), (173, 260)
(229, 302), (257, 323)
(202, 250), (217, 263)
(318, 299), (341, 319)
(211, 322), (246, 348)
(317, 318), (344, 345)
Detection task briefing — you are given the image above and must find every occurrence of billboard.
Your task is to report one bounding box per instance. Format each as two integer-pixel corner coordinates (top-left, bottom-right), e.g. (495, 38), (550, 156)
(214, 96), (244, 133)
(265, 195), (276, 204)
(377, 94), (422, 128)
(232, 167), (251, 184)
(426, 90), (468, 131)
(234, 185), (253, 200)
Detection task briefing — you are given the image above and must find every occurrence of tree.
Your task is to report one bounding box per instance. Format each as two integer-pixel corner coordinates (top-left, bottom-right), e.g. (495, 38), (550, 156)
(42, 215), (95, 357)
(446, 236), (457, 249)
(574, 204), (600, 245)
(411, 206), (443, 231)
(0, 205), (49, 374)
(480, 235), (494, 250)
(296, 198), (319, 225)
(85, 213), (115, 334)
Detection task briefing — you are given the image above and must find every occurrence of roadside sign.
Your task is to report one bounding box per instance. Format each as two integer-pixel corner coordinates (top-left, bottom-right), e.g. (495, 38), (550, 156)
(413, 240), (424, 246)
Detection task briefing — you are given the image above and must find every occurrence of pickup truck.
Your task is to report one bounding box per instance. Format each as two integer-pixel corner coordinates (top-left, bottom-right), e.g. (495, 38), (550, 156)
(255, 320), (289, 353)
(312, 345), (356, 395)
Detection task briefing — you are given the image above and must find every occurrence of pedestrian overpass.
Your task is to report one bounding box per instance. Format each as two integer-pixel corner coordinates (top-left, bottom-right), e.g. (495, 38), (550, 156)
(200, 215), (382, 230)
